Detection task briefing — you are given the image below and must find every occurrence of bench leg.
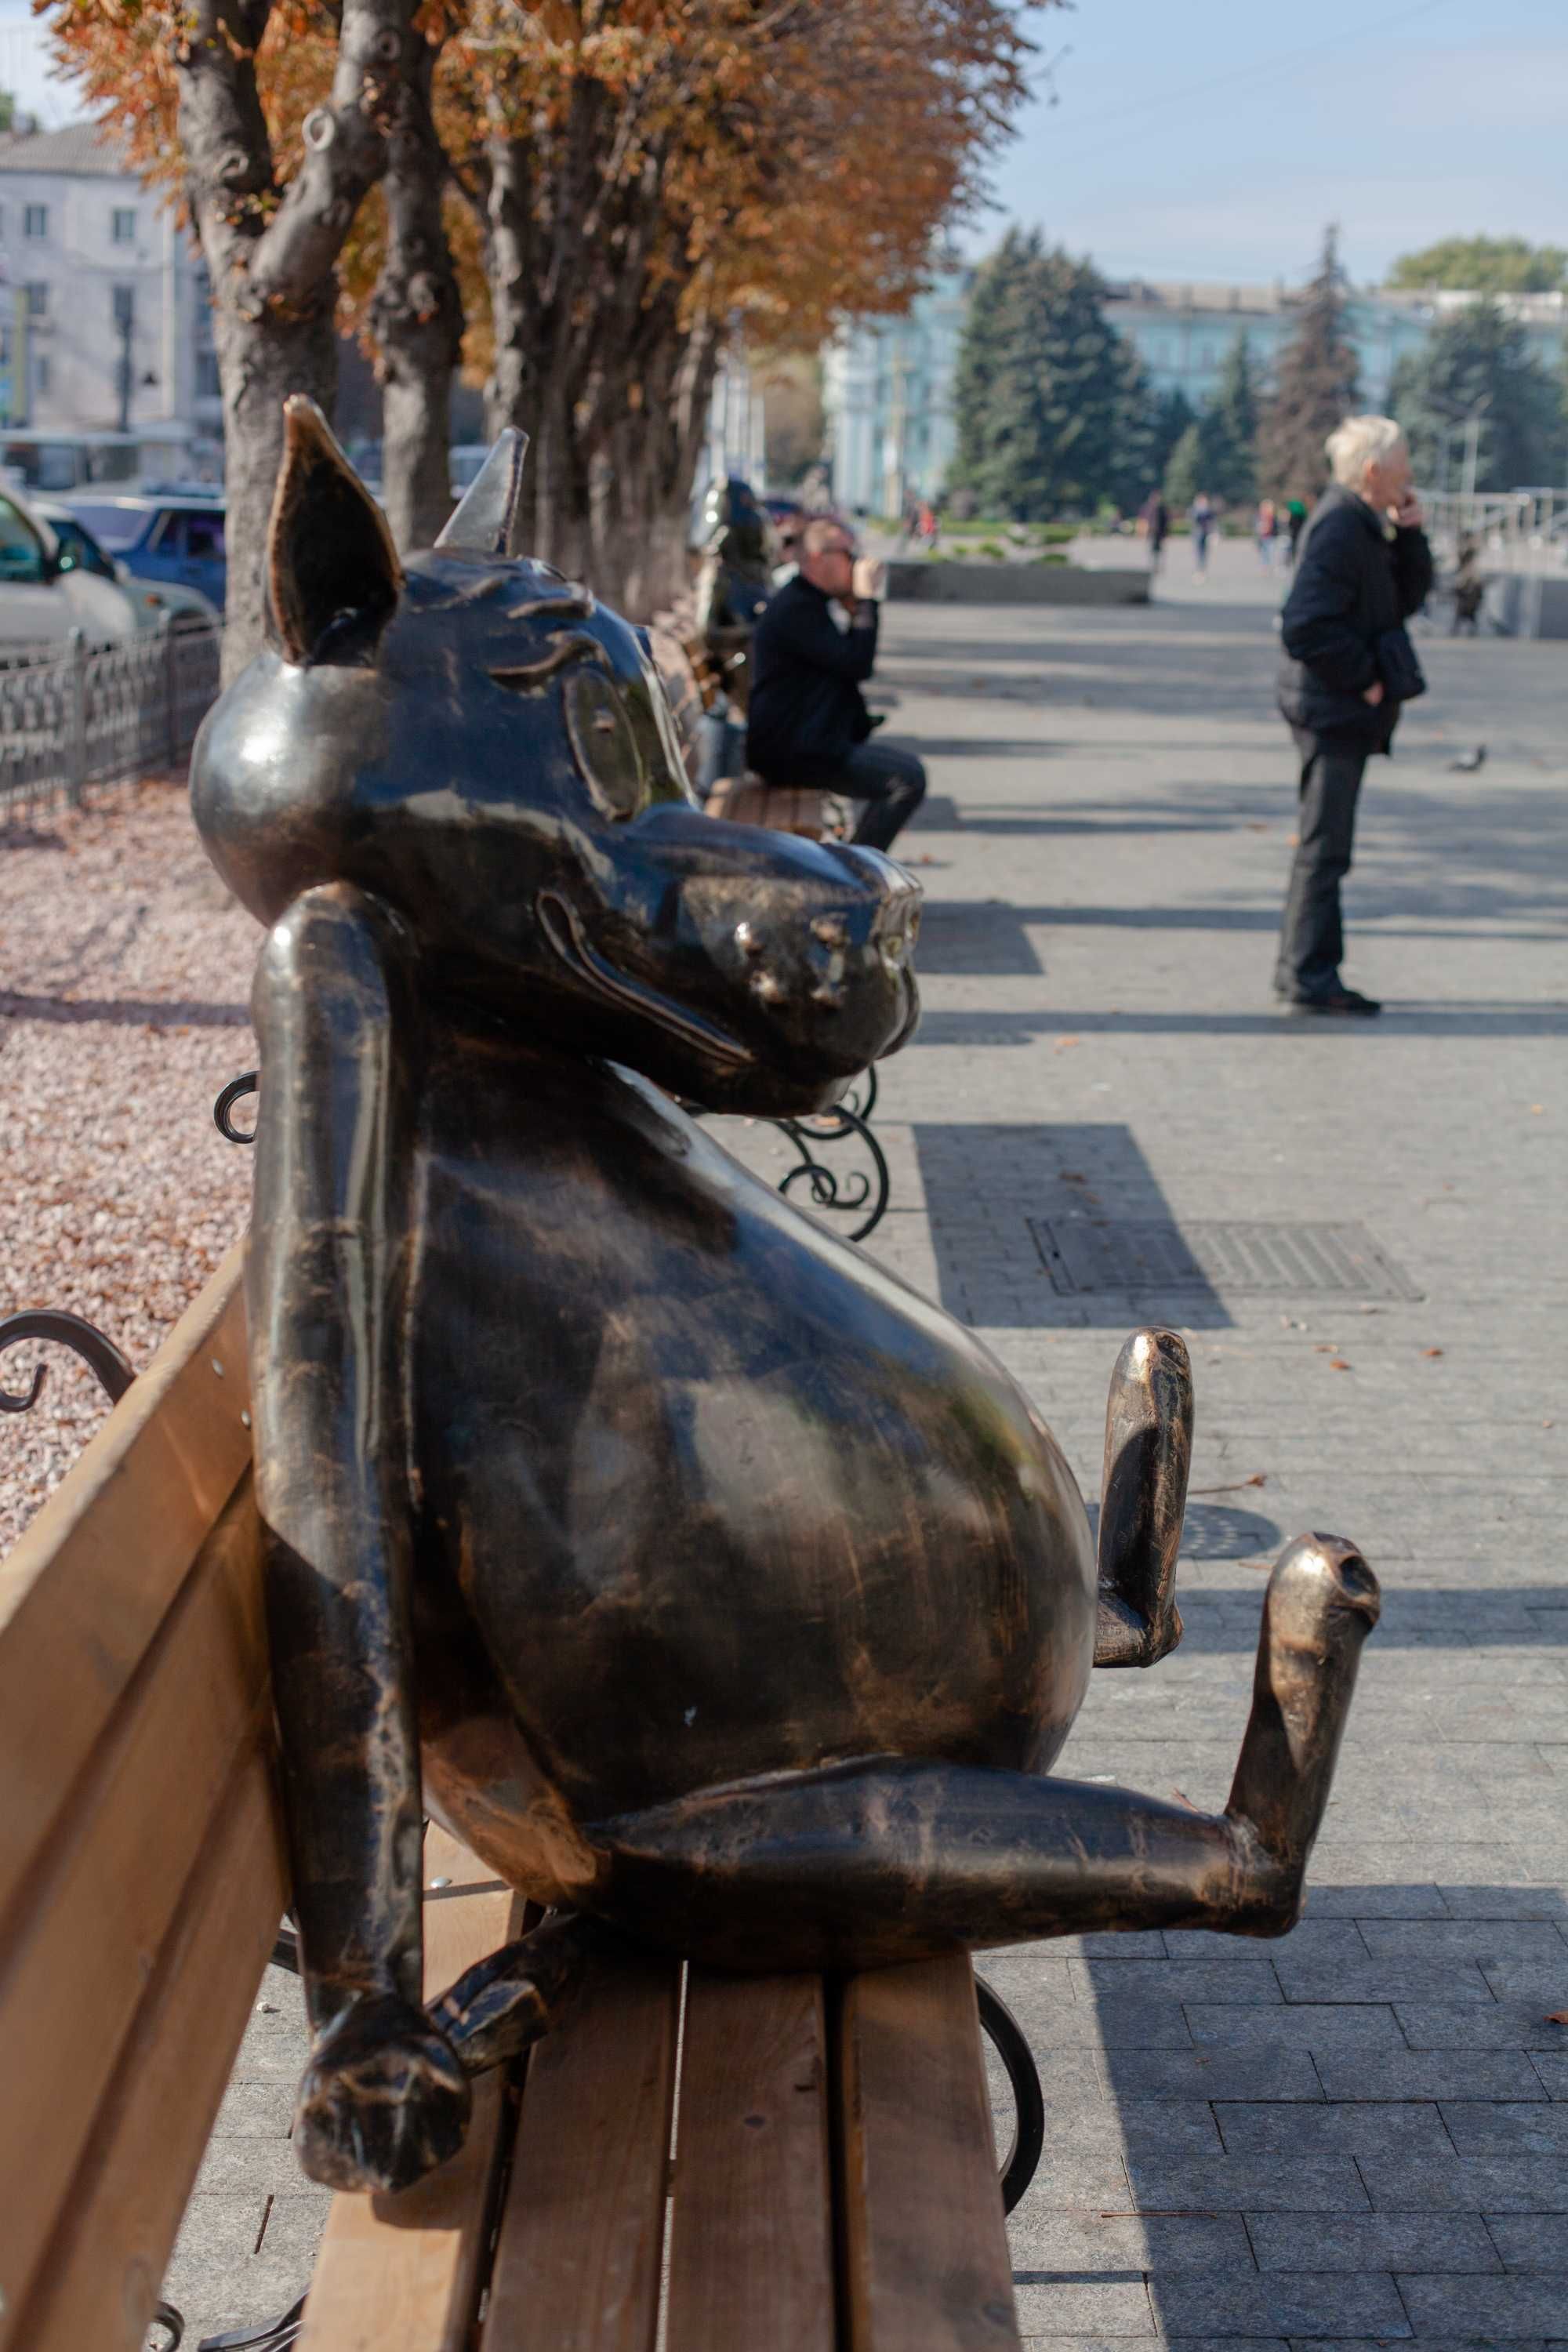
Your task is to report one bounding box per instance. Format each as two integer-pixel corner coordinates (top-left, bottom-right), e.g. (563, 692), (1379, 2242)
(588, 1534), (1379, 1971)
(428, 1909), (604, 2075)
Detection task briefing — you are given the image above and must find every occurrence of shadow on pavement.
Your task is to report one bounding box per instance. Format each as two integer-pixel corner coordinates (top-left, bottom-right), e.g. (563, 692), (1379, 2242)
(911, 1121), (1232, 1332)
(913, 1004), (1568, 1043)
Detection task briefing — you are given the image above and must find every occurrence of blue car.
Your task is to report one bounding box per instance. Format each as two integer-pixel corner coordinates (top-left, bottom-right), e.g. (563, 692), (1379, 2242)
(61, 495), (227, 615)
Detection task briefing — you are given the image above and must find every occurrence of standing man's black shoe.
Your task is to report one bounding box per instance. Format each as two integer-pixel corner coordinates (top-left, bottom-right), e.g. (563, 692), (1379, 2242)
(1285, 987), (1381, 1017)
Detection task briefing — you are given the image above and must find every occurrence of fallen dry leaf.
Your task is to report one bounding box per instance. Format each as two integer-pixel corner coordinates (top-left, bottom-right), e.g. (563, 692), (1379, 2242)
(1422, 1347), (1444, 1359)
(1190, 1474), (1269, 1494)
(1054, 1035), (1081, 1051)
(1547, 2010), (1568, 2025)
(1328, 1358), (1352, 1371)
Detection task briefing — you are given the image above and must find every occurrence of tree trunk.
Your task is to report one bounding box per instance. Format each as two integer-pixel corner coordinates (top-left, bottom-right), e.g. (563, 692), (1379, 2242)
(371, 37), (463, 553)
(211, 305), (339, 677)
(590, 314), (721, 619)
(174, 0), (417, 677)
(481, 132), (539, 546)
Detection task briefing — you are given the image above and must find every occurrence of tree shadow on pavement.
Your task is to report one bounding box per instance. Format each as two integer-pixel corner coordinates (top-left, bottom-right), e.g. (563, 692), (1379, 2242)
(910, 1122), (1232, 1333)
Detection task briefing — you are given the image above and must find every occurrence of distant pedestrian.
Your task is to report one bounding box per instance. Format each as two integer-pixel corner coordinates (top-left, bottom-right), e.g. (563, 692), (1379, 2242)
(1284, 497), (1308, 567)
(1190, 493), (1215, 576)
(1141, 491), (1170, 573)
(1254, 498), (1278, 566)
(1450, 535), (1485, 635)
(1273, 416), (1433, 1016)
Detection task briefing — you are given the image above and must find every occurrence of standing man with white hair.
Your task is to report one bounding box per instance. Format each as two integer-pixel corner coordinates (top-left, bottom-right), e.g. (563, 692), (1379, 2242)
(1273, 416), (1433, 1014)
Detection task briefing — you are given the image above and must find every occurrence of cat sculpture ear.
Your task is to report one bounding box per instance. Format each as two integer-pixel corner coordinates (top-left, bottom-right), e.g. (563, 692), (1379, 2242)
(267, 394), (402, 666)
(434, 430), (530, 560)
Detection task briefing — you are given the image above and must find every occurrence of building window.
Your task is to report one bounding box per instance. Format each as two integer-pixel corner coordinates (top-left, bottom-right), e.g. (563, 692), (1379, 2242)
(195, 350), (221, 399)
(111, 207), (137, 244)
(23, 204), (48, 239)
(112, 285), (136, 330)
(35, 356), (50, 394)
(25, 283), (48, 318)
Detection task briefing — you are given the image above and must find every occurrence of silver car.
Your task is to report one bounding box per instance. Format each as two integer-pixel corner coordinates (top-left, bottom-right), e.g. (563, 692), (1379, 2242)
(0, 485), (145, 645)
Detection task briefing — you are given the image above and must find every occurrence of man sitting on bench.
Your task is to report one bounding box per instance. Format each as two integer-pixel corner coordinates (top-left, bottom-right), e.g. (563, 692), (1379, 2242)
(746, 518), (927, 855)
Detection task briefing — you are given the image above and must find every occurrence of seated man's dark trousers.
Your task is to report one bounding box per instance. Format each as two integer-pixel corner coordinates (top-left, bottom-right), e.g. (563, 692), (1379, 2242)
(1274, 727), (1367, 1000)
(823, 739), (927, 853)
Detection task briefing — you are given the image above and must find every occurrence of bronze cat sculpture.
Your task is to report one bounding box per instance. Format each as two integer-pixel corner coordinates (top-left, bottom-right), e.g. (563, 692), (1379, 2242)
(191, 401), (1379, 2197)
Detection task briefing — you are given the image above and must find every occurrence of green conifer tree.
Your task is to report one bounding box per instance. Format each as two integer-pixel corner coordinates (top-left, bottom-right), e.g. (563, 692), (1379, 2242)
(949, 228), (1033, 509)
(1109, 341), (1163, 514)
(1162, 419), (1203, 507)
(950, 233), (1128, 518)
(1389, 298), (1567, 492)
(1151, 387), (1196, 481)
(1255, 227), (1361, 501)
(1201, 331), (1261, 504)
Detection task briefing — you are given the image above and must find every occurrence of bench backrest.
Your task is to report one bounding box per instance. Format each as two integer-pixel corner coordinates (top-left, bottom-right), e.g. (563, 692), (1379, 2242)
(0, 1248), (1025, 2352)
(0, 1250), (278, 2352)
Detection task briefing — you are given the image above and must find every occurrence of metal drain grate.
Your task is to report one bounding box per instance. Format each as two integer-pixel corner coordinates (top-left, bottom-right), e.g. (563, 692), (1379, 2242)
(1029, 1218), (1421, 1301)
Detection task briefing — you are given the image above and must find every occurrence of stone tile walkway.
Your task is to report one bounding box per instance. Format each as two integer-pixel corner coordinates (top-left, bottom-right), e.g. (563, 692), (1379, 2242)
(160, 583), (1567, 2343)
(868, 587), (1567, 2348)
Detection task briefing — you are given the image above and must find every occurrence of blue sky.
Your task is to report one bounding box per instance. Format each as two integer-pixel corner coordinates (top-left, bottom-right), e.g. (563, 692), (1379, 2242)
(975, 0), (1568, 284)
(2, 0), (1563, 291)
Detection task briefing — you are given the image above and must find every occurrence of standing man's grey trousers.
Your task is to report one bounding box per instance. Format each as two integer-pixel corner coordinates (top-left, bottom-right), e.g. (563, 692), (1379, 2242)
(1274, 731), (1370, 1002)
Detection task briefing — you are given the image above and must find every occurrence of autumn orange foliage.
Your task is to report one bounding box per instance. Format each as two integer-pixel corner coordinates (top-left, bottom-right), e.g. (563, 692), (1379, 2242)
(44, 0), (1037, 608)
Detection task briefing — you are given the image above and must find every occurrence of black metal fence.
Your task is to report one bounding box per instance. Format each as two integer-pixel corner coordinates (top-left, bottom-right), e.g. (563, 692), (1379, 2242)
(0, 622), (222, 824)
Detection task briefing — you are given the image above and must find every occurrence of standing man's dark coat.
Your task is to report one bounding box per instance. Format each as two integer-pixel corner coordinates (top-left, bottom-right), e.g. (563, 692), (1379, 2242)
(1278, 487), (1433, 749)
(1273, 485), (1432, 1011)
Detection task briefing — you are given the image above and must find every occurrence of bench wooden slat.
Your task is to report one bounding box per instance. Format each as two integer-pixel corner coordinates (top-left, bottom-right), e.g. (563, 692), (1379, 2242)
(0, 1247), (250, 1926)
(664, 1970), (836, 2351)
(296, 1829), (524, 2352)
(0, 1472), (270, 2352)
(15, 1737), (287, 2352)
(484, 1947), (681, 2352)
(838, 1955), (1020, 2352)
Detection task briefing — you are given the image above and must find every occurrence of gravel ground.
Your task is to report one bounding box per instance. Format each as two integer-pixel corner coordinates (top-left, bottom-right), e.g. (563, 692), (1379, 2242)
(0, 777), (258, 1553)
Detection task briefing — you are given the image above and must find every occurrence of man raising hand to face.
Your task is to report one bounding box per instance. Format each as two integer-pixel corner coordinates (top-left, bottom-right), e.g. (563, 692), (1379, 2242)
(746, 519), (927, 855)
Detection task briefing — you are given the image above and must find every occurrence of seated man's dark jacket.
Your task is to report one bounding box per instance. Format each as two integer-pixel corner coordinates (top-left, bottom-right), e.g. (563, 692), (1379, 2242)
(1277, 485), (1434, 751)
(746, 574), (878, 785)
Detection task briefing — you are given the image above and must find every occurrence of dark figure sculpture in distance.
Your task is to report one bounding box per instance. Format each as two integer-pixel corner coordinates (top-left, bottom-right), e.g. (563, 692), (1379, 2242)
(191, 401), (1379, 2197)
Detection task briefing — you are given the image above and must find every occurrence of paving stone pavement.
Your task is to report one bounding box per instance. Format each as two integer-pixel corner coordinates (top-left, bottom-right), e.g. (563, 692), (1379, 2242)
(160, 583), (1567, 2344)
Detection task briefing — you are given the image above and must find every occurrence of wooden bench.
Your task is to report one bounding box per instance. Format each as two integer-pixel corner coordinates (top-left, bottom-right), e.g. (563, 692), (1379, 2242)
(704, 774), (835, 838)
(0, 1251), (1025, 2351)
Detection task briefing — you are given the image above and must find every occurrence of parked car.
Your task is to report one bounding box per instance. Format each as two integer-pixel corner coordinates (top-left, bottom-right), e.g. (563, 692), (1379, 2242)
(61, 495), (228, 615)
(34, 500), (220, 634)
(0, 485), (143, 647)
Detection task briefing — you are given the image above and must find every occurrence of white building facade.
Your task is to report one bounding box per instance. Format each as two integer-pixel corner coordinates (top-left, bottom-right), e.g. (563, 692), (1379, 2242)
(0, 122), (220, 459)
(822, 269), (1568, 510)
(1103, 279), (1568, 412)
(822, 261), (973, 515)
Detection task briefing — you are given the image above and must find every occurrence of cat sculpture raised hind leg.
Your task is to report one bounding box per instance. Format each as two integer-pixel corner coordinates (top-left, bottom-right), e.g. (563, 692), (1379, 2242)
(191, 400), (1378, 2194)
